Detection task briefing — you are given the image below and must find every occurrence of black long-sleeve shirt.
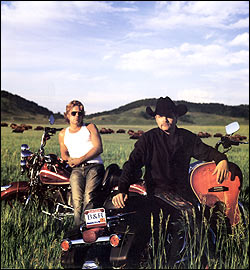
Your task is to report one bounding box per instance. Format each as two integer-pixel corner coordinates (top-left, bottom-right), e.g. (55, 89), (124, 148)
(118, 127), (228, 201)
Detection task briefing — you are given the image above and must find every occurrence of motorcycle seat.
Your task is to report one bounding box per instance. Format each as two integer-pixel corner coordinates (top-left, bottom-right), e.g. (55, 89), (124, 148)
(102, 164), (143, 191)
(102, 164), (122, 190)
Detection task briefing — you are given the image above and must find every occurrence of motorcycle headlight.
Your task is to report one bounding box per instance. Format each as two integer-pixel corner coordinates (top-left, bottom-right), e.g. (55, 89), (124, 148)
(21, 149), (33, 158)
(20, 160), (27, 174)
(21, 144), (30, 151)
(20, 145), (33, 174)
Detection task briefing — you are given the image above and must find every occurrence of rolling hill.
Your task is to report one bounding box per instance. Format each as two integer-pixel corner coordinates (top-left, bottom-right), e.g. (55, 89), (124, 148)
(85, 98), (249, 126)
(1, 90), (62, 124)
(1, 90), (249, 126)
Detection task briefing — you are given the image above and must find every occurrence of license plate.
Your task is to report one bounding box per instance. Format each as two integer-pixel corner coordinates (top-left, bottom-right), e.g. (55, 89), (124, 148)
(84, 208), (107, 228)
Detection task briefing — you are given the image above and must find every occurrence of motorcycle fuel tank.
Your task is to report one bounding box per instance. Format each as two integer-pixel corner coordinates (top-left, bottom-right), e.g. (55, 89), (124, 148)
(40, 163), (70, 185)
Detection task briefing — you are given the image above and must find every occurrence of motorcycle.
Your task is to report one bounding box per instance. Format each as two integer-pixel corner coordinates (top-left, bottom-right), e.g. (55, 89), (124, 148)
(59, 121), (248, 269)
(60, 169), (151, 269)
(1, 115), (75, 220)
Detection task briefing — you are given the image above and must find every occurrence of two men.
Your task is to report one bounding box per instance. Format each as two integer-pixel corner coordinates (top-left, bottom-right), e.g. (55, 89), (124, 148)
(60, 97), (229, 234)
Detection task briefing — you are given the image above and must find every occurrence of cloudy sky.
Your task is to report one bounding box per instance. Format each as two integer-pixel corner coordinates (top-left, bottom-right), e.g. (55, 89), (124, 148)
(1, 1), (249, 114)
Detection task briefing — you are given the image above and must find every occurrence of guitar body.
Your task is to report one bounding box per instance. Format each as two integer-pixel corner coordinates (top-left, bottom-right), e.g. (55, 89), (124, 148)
(190, 162), (243, 226)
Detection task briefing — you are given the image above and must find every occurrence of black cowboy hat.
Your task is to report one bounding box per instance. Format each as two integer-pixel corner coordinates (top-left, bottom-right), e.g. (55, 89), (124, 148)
(146, 96), (187, 117)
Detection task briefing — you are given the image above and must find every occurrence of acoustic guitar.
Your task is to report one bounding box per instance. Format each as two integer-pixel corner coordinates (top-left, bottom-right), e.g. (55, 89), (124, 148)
(190, 161), (242, 226)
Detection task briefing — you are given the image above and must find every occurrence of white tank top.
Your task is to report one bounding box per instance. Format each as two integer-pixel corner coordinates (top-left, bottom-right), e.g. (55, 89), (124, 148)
(64, 125), (103, 164)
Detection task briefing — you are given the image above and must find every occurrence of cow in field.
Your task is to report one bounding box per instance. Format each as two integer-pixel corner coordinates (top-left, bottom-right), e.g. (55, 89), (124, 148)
(20, 124), (33, 130)
(99, 128), (105, 134)
(1, 122), (8, 127)
(100, 127), (114, 134)
(229, 134), (247, 142)
(137, 130), (144, 135)
(12, 126), (25, 133)
(214, 133), (223, 137)
(197, 132), (211, 138)
(116, 129), (126, 133)
(34, 126), (44, 130)
(129, 130), (145, 140)
(129, 132), (142, 140)
(10, 123), (18, 129)
(128, 129), (134, 135)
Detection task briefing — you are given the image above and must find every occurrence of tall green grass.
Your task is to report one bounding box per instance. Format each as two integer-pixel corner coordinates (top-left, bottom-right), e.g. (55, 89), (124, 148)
(146, 206), (249, 269)
(1, 124), (249, 269)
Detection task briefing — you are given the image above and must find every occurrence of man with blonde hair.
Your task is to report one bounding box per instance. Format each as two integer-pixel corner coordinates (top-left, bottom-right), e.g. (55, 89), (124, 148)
(59, 100), (105, 226)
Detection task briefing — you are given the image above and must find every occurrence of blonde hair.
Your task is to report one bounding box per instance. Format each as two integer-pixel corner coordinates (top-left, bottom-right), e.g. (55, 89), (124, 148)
(64, 100), (85, 123)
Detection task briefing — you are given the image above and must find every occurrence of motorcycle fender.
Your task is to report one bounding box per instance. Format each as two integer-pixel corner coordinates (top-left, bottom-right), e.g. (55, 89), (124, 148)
(1, 181), (30, 200)
(110, 233), (135, 267)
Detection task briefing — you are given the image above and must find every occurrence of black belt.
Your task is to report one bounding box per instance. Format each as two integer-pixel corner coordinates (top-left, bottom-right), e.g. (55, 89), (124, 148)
(76, 162), (92, 168)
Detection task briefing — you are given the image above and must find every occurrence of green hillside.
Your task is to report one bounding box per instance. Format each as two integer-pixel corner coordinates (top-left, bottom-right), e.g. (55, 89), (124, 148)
(87, 98), (249, 119)
(85, 97), (249, 126)
(1, 90), (249, 126)
(85, 105), (249, 126)
(1, 90), (62, 124)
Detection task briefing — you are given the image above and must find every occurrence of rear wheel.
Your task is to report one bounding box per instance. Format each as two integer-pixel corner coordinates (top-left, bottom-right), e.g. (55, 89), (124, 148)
(149, 207), (215, 269)
(61, 247), (91, 269)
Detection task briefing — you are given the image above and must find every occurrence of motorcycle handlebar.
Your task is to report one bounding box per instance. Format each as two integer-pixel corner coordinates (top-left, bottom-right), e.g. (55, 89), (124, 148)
(40, 127), (63, 151)
(44, 127), (63, 134)
(215, 136), (248, 151)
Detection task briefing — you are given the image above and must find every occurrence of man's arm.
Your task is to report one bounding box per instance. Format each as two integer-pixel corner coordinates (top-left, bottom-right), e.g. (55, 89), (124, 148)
(83, 123), (103, 161)
(113, 134), (148, 208)
(193, 135), (229, 183)
(58, 129), (70, 161)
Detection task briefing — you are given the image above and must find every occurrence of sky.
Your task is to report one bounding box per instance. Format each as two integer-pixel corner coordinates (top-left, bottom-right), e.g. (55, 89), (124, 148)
(1, 1), (249, 115)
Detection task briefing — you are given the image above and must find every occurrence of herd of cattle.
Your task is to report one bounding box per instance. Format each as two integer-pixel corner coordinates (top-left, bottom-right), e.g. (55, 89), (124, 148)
(99, 127), (145, 139)
(197, 131), (247, 141)
(1, 123), (44, 132)
(1, 122), (248, 141)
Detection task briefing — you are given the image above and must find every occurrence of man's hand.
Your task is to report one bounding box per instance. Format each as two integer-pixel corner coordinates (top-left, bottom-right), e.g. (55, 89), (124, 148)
(112, 193), (128, 208)
(212, 160), (229, 184)
(67, 157), (82, 168)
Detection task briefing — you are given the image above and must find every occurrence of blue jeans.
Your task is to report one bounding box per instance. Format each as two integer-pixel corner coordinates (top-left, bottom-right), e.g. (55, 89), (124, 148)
(70, 163), (105, 226)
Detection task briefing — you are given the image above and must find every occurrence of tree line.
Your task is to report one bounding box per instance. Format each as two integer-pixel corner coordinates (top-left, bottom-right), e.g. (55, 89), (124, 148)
(87, 98), (249, 119)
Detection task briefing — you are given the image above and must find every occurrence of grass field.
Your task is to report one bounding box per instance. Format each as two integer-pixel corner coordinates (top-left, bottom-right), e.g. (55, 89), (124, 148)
(1, 123), (249, 269)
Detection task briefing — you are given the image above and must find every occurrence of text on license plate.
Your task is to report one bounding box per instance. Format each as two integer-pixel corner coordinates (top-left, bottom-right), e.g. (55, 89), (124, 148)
(84, 208), (107, 228)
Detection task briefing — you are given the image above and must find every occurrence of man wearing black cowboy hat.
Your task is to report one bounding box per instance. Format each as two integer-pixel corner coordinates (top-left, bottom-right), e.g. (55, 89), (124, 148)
(112, 96), (229, 207)
(112, 96), (229, 265)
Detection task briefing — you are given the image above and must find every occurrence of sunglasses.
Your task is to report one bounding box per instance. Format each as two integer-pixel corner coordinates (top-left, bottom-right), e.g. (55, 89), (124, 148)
(71, 111), (83, 116)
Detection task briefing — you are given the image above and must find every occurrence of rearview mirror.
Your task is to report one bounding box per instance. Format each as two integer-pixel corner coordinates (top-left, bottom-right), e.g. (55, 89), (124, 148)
(49, 114), (55, 125)
(225, 122), (239, 135)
